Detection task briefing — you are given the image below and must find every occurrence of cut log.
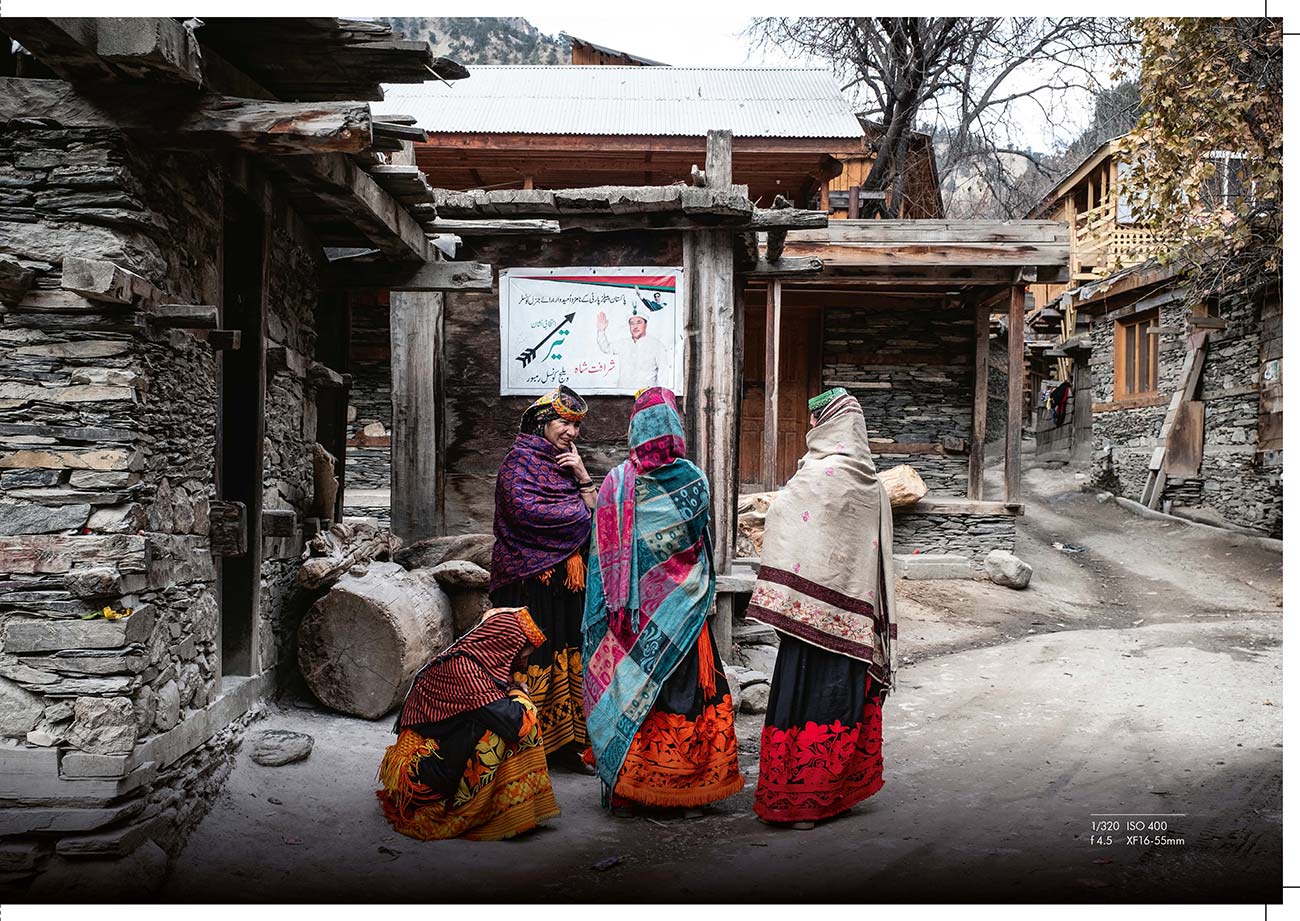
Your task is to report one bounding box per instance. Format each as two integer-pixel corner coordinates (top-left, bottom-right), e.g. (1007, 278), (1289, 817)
(297, 562), (453, 719)
(331, 260), (493, 291)
(298, 520), (401, 589)
(395, 533), (494, 572)
(146, 304), (218, 329)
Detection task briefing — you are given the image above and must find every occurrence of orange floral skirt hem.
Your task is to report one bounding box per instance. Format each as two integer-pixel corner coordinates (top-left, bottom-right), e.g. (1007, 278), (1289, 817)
(612, 694), (745, 809)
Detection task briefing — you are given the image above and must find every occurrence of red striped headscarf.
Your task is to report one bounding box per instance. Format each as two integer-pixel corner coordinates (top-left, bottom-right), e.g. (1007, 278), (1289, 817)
(394, 607), (546, 731)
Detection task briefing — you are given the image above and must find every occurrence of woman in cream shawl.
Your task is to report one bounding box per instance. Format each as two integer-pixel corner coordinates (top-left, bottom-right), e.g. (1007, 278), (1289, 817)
(745, 387), (896, 829)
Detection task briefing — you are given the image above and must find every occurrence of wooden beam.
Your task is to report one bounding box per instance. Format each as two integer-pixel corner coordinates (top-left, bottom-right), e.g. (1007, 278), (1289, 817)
(332, 261), (493, 291)
(61, 257), (164, 306)
(390, 291), (443, 541)
(206, 330), (242, 350)
(292, 155), (431, 262)
(0, 79), (373, 155)
(422, 219), (561, 236)
(3, 17), (202, 86)
(1005, 285), (1026, 503)
(781, 240), (1070, 269)
(969, 305), (990, 500)
(744, 209), (828, 231)
(147, 304), (218, 329)
(788, 220), (1070, 245)
(762, 280), (781, 491)
(705, 130), (733, 188)
(745, 257), (823, 278)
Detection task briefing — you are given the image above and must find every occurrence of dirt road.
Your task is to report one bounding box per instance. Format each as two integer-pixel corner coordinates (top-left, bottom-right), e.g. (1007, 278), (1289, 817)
(165, 462), (1282, 903)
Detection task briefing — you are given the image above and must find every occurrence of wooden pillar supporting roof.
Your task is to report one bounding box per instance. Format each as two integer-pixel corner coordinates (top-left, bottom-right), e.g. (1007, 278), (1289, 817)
(1005, 284), (1026, 503)
(390, 291), (443, 541)
(762, 279), (782, 491)
(969, 303), (990, 500)
(685, 129), (739, 576)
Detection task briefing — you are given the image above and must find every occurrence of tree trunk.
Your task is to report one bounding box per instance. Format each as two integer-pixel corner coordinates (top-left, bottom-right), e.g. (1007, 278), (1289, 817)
(297, 561), (453, 719)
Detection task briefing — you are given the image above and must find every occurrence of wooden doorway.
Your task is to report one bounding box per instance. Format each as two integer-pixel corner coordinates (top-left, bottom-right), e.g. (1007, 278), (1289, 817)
(739, 302), (822, 490)
(218, 189), (266, 677)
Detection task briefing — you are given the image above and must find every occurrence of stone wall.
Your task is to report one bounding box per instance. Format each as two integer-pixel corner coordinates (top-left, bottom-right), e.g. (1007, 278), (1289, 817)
(892, 510), (1017, 561)
(0, 124), (321, 883)
(345, 292), (392, 490)
(823, 298), (974, 495)
(1087, 283), (1282, 537)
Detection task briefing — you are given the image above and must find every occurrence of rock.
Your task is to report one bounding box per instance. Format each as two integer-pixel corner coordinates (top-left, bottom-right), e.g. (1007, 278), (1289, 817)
(178, 663), (203, 708)
(395, 533), (494, 571)
(361, 421), (386, 438)
(67, 470), (139, 490)
(0, 677), (46, 736)
(449, 588), (490, 636)
(250, 729), (313, 766)
(66, 696), (138, 755)
(1, 469), (60, 488)
(736, 668), (768, 689)
(879, 464), (929, 507)
(88, 503), (147, 534)
(133, 685), (157, 733)
(429, 559), (490, 589)
(735, 643), (777, 678)
(0, 500), (91, 535)
(65, 565), (123, 598)
(984, 550), (1033, 590)
(154, 679), (180, 732)
(739, 681), (770, 714)
(733, 622), (778, 647)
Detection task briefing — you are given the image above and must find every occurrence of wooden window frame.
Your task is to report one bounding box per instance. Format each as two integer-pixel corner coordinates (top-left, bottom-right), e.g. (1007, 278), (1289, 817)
(1113, 309), (1160, 402)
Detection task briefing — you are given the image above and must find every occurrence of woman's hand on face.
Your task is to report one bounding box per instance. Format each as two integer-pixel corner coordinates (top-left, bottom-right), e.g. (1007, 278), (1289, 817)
(556, 450), (589, 481)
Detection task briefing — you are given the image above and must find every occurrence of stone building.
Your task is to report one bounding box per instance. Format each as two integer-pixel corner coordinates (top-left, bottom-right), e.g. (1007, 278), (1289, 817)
(0, 16), (473, 891)
(1070, 262), (1282, 537)
(1020, 136), (1282, 538)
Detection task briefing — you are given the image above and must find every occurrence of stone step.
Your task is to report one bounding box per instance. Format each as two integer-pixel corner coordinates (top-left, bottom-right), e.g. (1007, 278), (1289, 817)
(54, 812), (165, 857)
(0, 761), (155, 804)
(894, 553), (974, 580)
(0, 800), (144, 836)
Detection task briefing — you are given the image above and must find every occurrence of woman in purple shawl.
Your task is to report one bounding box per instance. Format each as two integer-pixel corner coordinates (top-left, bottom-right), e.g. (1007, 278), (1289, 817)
(489, 385), (597, 770)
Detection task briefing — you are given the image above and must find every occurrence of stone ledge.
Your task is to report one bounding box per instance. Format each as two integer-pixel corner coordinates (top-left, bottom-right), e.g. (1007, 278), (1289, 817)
(2, 604), (154, 654)
(0, 800), (145, 836)
(0, 762), (155, 804)
(894, 554), (975, 580)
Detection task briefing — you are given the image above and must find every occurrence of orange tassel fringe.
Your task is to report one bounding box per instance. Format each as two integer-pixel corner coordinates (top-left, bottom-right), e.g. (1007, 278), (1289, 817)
(564, 552), (587, 592)
(696, 624), (717, 699)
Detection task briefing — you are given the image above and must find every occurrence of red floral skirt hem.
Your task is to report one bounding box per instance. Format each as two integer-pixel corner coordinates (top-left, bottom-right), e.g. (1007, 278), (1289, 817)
(753, 697), (884, 823)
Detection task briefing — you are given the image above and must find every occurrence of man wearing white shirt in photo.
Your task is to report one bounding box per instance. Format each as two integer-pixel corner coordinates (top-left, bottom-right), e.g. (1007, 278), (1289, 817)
(595, 306), (671, 392)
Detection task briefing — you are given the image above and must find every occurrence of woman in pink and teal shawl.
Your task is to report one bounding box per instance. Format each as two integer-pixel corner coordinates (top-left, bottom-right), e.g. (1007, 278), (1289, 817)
(490, 385), (597, 767)
(746, 387), (896, 829)
(582, 387), (744, 814)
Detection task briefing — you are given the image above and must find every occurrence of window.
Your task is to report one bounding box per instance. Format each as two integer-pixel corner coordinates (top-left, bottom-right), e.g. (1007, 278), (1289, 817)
(1115, 311), (1159, 399)
(1201, 151), (1254, 211)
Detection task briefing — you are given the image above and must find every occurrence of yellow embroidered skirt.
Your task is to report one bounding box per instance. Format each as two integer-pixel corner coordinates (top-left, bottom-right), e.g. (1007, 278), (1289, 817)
(489, 557), (589, 754)
(377, 693), (559, 841)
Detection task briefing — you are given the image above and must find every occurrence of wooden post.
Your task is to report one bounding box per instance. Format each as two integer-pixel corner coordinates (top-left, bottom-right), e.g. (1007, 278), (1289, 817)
(1005, 284), (1026, 502)
(969, 304), (989, 500)
(762, 279), (782, 490)
(390, 290), (442, 542)
(848, 185), (861, 220)
(819, 182), (831, 212)
(685, 129), (739, 575)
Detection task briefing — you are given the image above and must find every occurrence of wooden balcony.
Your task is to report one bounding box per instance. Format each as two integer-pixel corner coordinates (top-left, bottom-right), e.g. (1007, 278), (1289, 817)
(1072, 199), (1162, 281)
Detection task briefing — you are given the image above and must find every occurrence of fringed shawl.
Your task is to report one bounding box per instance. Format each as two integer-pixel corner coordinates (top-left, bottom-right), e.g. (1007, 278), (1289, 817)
(745, 393), (897, 693)
(394, 607), (546, 731)
(582, 388), (715, 794)
(490, 433), (593, 592)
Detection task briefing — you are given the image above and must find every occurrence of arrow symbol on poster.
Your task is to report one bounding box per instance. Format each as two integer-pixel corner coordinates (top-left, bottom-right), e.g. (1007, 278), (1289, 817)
(516, 312), (576, 368)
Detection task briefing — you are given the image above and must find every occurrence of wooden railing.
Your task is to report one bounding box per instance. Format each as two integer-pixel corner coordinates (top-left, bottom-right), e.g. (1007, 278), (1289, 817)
(1071, 199), (1163, 281)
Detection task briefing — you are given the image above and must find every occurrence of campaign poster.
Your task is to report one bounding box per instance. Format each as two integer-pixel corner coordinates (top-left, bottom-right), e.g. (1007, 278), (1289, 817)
(499, 266), (686, 396)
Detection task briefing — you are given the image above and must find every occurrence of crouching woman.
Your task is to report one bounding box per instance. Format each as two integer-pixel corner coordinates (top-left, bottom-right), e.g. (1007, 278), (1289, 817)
(376, 607), (560, 840)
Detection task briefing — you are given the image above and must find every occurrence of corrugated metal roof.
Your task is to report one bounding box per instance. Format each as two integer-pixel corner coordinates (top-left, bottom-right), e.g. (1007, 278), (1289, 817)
(382, 66), (863, 138)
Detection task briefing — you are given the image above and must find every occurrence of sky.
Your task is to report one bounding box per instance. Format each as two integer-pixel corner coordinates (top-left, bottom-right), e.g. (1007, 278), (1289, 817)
(526, 14), (808, 68)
